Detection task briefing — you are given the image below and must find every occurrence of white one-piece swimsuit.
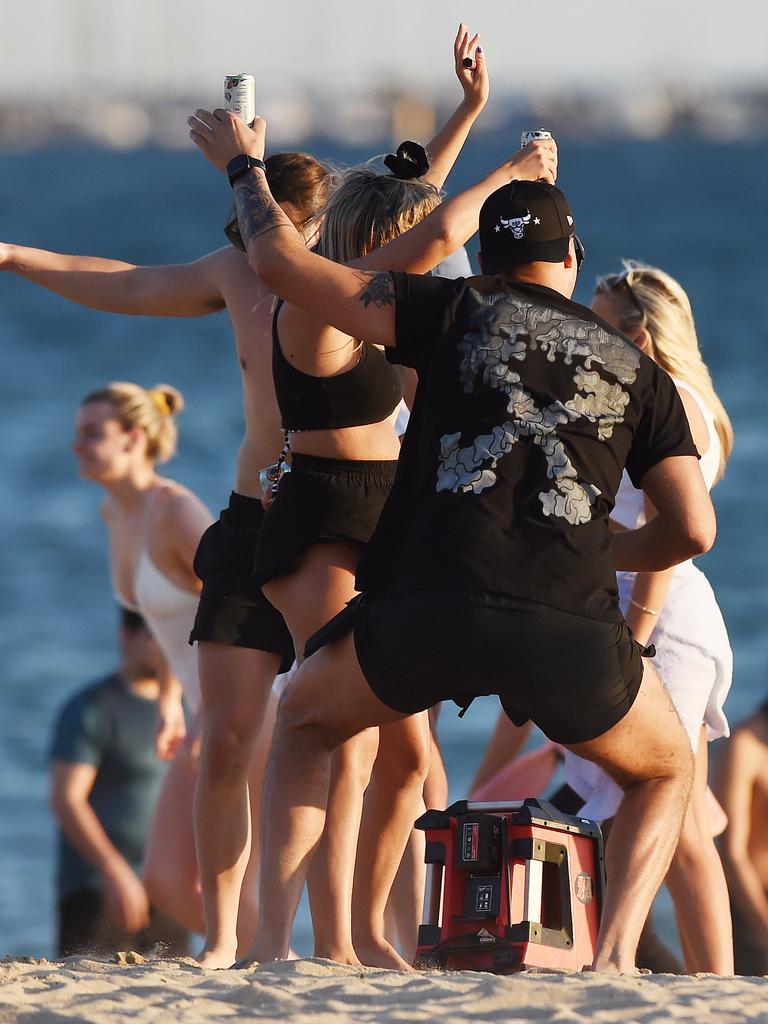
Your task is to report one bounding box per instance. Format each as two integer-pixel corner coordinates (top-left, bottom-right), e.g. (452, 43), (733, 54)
(113, 494), (201, 714)
(564, 381), (732, 821)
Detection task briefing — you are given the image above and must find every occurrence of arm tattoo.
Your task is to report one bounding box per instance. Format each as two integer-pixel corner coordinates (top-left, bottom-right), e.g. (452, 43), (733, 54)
(356, 272), (395, 309)
(233, 173), (292, 248)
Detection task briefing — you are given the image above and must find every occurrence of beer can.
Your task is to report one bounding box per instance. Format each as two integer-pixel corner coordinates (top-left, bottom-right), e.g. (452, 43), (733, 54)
(224, 74), (256, 125)
(520, 128), (552, 148)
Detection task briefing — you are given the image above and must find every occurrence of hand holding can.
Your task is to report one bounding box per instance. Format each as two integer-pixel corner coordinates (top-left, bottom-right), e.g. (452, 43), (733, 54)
(225, 74), (256, 126)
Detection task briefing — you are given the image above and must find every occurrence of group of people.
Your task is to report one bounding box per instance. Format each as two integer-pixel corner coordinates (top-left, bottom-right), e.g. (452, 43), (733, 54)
(4, 26), (767, 975)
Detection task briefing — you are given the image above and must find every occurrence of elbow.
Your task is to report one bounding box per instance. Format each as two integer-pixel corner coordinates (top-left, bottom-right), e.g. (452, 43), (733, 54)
(685, 509), (717, 558)
(247, 249), (282, 292)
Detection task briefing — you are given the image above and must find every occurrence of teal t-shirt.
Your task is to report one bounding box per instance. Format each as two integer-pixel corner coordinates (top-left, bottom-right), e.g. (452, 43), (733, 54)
(50, 673), (167, 898)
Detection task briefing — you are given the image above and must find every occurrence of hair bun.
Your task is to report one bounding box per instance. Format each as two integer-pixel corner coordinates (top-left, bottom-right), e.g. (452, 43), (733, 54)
(149, 384), (184, 417)
(384, 141), (430, 180)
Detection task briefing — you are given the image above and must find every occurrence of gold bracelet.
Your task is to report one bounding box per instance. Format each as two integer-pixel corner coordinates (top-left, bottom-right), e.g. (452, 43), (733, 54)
(629, 598), (660, 616)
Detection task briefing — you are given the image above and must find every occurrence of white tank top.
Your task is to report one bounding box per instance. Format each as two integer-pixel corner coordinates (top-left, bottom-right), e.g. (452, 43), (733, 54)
(612, 379), (721, 530)
(113, 494), (201, 712)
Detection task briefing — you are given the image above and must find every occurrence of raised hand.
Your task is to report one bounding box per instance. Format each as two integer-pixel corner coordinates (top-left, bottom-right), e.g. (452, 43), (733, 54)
(188, 108), (267, 173)
(454, 23), (489, 113)
(509, 138), (558, 185)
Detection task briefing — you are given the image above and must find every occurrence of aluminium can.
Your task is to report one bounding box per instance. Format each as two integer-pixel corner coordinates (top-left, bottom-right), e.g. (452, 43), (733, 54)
(520, 128), (552, 148)
(224, 74), (256, 125)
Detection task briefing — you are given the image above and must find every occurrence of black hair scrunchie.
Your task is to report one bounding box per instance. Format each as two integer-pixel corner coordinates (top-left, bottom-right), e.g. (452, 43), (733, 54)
(384, 141), (430, 180)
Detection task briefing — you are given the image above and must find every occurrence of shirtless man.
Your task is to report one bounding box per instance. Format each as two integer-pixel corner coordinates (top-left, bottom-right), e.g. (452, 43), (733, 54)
(714, 699), (768, 975)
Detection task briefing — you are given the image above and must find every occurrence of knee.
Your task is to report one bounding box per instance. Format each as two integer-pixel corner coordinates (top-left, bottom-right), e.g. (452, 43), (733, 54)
(200, 716), (257, 787)
(376, 729), (431, 790)
(277, 684), (348, 753)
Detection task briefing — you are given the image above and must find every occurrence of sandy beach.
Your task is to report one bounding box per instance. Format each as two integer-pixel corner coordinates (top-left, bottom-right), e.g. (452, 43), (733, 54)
(1, 955), (766, 1024)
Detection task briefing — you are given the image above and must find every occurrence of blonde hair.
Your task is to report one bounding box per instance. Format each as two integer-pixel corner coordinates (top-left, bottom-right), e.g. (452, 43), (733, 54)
(316, 162), (441, 264)
(595, 260), (733, 481)
(81, 381), (184, 463)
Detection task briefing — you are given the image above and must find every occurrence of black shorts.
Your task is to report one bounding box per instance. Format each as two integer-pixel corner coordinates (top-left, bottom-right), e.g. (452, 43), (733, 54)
(253, 454), (397, 586)
(305, 589), (645, 746)
(189, 492), (295, 674)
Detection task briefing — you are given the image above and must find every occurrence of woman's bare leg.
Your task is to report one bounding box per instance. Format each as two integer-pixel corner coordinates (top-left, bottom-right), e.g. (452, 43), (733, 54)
(352, 712), (431, 969)
(567, 660), (694, 974)
(194, 643), (281, 968)
(143, 744), (203, 934)
(264, 540), (376, 966)
(384, 723), (449, 960)
(665, 725), (734, 974)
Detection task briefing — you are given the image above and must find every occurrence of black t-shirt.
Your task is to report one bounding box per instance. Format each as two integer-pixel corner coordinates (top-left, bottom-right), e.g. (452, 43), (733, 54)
(355, 273), (699, 623)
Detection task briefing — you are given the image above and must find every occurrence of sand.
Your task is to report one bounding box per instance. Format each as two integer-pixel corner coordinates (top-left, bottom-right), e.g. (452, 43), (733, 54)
(1, 955), (767, 1024)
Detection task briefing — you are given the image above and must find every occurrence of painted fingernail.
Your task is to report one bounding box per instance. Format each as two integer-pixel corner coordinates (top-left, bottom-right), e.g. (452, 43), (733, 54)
(477, 46), (483, 53)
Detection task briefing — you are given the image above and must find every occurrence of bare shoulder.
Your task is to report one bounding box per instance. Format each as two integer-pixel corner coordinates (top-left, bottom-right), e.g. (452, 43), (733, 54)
(725, 715), (768, 760)
(151, 481), (212, 531)
(676, 385), (711, 456)
(100, 496), (115, 524)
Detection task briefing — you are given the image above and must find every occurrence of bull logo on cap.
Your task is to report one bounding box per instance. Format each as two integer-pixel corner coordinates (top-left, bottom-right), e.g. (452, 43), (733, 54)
(498, 210), (531, 240)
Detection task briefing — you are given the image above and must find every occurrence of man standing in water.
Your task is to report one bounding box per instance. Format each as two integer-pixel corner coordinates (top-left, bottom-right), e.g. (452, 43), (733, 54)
(190, 107), (715, 972)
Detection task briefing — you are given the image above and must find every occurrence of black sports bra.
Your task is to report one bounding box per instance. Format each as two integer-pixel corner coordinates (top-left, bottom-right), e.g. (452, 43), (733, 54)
(272, 302), (404, 432)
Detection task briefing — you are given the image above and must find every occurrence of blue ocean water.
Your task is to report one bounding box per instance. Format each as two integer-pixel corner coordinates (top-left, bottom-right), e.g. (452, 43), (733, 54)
(0, 138), (766, 958)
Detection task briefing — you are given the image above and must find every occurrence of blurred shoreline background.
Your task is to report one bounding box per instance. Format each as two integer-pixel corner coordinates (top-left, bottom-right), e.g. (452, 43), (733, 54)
(1, 0), (766, 961)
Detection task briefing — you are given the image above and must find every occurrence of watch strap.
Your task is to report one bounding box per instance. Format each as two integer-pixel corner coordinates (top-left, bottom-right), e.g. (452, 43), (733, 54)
(227, 155), (266, 187)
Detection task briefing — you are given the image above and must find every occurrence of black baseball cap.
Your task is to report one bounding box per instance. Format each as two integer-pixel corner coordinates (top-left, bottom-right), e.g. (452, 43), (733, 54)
(479, 180), (577, 266)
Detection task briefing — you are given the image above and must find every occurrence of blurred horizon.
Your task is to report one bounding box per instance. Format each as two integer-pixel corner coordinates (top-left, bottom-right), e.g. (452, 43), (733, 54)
(0, 1), (767, 148)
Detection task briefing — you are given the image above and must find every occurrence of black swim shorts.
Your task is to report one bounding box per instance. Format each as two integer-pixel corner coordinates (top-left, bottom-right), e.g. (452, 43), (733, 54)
(305, 589), (645, 746)
(189, 492), (295, 674)
(253, 454), (397, 586)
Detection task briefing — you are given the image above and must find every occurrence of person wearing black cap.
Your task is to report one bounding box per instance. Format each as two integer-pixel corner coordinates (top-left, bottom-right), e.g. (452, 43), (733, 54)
(190, 110), (716, 973)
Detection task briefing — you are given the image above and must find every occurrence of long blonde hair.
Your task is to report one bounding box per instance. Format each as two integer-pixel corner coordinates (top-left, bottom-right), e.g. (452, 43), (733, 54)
(316, 162), (441, 264)
(81, 381), (184, 463)
(595, 260), (733, 481)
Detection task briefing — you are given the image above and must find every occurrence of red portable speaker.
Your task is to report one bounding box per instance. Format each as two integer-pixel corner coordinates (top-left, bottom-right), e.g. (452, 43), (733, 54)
(414, 798), (604, 973)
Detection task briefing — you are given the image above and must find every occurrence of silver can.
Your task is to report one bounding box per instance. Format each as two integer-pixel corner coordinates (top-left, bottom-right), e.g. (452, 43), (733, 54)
(224, 74), (256, 125)
(520, 128), (552, 148)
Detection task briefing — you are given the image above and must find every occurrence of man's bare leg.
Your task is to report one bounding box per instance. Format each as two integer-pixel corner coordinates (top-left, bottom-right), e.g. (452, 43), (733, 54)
(567, 659), (694, 974)
(243, 633), (408, 965)
(352, 712), (431, 970)
(194, 642), (281, 968)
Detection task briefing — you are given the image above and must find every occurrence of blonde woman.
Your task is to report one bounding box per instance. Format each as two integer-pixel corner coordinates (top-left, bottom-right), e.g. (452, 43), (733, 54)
(73, 382), (216, 940)
(564, 261), (734, 974)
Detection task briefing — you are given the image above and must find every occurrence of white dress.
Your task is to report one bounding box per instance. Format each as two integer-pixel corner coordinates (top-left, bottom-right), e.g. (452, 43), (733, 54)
(564, 381), (732, 821)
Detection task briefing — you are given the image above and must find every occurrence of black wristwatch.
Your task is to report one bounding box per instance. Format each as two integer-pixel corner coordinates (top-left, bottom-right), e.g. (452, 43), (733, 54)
(226, 154), (266, 187)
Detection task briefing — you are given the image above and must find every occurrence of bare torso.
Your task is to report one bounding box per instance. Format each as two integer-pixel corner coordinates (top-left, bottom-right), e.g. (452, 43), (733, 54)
(204, 248), (285, 498)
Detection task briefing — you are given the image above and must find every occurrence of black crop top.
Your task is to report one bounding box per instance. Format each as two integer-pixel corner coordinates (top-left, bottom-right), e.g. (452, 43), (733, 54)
(272, 304), (404, 432)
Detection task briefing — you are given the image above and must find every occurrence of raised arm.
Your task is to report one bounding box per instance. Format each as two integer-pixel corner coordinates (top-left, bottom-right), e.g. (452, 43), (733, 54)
(0, 241), (225, 317)
(421, 24), (489, 190)
(612, 456), (716, 571)
(190, 110), (402, 347)
(352, 137), (556, 275)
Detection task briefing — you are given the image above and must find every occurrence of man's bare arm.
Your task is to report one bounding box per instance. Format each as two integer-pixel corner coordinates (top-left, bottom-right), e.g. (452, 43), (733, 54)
(612, 456), (716, 571)
(189, 108), (398, 345)
(0, 243), (225, 316)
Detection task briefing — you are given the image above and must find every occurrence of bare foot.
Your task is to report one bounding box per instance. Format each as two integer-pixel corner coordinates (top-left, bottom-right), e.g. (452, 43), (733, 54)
(313, 945), (363, 968)
(589, 956), (640, 976)
(355, 937), (414, 972)
(196, 946), (238, 970)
